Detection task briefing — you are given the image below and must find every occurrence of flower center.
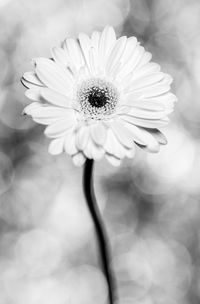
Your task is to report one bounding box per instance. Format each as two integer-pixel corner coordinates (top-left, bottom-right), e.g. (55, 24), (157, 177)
(88, 87), (109, 108)
(77, 78), (119, 119)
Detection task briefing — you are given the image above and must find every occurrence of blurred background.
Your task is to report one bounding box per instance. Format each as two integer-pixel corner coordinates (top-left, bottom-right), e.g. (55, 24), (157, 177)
(0, 0), (200, 303)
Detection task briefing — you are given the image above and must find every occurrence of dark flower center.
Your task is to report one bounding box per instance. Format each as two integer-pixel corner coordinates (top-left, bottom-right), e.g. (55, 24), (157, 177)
(88, 87), (109, 108)
(77, 78), (119, 119)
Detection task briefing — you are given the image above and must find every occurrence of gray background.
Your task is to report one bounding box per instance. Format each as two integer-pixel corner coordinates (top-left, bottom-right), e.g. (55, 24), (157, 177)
(0, 0), (199, 303)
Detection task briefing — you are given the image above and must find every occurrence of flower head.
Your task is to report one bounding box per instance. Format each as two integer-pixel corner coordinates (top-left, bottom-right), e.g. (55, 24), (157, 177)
(21, 26), (177, 166)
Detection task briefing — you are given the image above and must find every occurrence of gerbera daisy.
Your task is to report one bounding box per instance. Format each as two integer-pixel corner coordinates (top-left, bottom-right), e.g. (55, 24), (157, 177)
(21, 26), (176, 166)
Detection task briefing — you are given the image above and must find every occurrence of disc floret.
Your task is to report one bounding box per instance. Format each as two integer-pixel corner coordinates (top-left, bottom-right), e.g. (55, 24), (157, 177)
(77, 78), (119, 119)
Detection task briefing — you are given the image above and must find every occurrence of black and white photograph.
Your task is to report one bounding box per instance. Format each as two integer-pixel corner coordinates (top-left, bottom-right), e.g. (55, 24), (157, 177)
(0, 0), (199, 303)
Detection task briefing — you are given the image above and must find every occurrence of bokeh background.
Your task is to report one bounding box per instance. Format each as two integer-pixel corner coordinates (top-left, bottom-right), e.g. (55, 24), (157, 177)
(0, 0), (200, 303)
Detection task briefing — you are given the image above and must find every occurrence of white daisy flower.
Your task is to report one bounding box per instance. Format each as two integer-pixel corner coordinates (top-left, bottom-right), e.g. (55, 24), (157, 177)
(21, 26), (177, 167)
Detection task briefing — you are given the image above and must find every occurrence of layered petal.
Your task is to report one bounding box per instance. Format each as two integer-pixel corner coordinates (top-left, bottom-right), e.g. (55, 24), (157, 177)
(40, 87), (73, 108)
(44, 119), (75, 138)
(22, 25), (176, 166)
(90, 122), (107, 146)
(120, 113), (169, 129)
(78, 33), (92, 73)
(51, 47), (70, 67)
(124, 123), (160, 152)
(104, 128), (126, 159)
(24, 103), (75, 126)
(106, 36), (127, 77)
(64, 131), (78, 155)
(64, 38), (85, 71)
(105, 154), (121, 166)
(48, 137), (65, 155)
(72, 152), (86, 166)
(22, 71), (44, 87)
(99, 26), (116, 69)
(84, 137), (104, 160)
(75, 125), (90, 150)
(110, 121), (134, 149)
(25, 89), (42, 101)
(34, 58), (74, 97)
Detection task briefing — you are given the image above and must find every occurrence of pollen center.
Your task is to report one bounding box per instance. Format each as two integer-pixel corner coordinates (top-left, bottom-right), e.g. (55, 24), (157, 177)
(77, 78), (119, 119)
(88, 87), (108, 108)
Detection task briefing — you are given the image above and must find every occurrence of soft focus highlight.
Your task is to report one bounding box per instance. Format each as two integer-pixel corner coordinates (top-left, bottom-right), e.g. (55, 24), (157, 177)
(0, 0), (199, 303)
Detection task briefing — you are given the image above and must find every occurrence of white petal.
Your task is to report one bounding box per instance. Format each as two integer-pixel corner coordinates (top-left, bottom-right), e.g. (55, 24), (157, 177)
(136, 142), (160, 153)
(131, 62), (161, 81)
(123, 123), (160, 152)
(23, 71), (43, 86)
(163, 74), (173, 85)
(111, 121), (134, 148)
(90, 31), (101, 73)
(120, 62), (161, 92)
(120, 37), (138, 65)
(134, 135), (160, 152)
(104, 129), (125, 159)
(23, 102), (41, 115)
(127, 108), (166, 120)
(106, 36), (127, 76)
(135, 52), (152, 70)
(64, 131), (78, 155)
(25, 89), (41, 101)
(90, 122), (107, 146)
(45, 117), (75, 138)
(90, 144), (104, 160)
(134, 83), (170, 98)
(125, 147), (135, 158)
(136, 129), (160, 152)
(48, 137), (65, 155)
(65, 38), (84, 70)
(35, 58), (74, 96)
(155, 75), (173, 87)
(51, 47), (70, 67)
(75, 125), (90, 150)
(99, 26), (116, 67)
(78, 33), (92, 73)
(126, 45), (145, 74)
(118, 122), (146, 145)
(21, 78), (41, 90)
(144, 96), (176, 113)
(106, 154), (121, 166)
(26, 104), (73, 125)
(88, 47), (97, 75)
(29, 114), (56, 126)
(119, 45), (145, 81)
(128, 72), (165, 91)
(120, 98), (165, 112)
(91, 31), (100, 50)
(146, 129), (167, 145)
(83, 138), (92, 159)
(31, 116), (57, 125)
(83, 138), (104, 160)
(115, 37), (138, 80)
(41, 87), (72, 108)
(130, 47), (148, 71)
(120, 114), (169, 129)
(148, 92), (177, 104)
(72, 152), (86, 166)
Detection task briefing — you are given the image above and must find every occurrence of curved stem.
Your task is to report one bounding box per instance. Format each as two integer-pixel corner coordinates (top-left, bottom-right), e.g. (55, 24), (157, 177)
(83, 159), (116, 304)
